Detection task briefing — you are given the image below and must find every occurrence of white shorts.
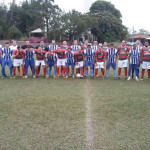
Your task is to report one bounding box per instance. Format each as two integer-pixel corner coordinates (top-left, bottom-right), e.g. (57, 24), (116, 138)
(118, 59), (128, 68)
(76, 61), (83, 69)
(35, 60), (45, 66)
(141, 61), (150, 69)
(95, 62), (105, 69)
(13, 59), (23, 66)
(57, 59), (66, 67)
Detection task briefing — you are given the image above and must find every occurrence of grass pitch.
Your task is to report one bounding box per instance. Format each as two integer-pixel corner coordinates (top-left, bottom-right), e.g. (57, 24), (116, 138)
(0, 68), (150, 150)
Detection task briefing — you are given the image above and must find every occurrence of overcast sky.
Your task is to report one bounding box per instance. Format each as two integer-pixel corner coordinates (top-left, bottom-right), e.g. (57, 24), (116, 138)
(5, 0), (150, 32)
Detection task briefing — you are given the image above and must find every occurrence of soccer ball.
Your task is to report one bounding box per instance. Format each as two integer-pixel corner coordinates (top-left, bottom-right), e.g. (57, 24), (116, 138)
(76, 73), (81, 78)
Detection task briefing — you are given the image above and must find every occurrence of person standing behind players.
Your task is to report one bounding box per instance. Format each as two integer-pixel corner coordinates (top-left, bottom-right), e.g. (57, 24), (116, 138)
(106, 43), (117, 79)
(24, 45), (35, 78)
(102, 42), (108, 51)
(140, 41), (150, 81)
(53, 47), (67, 78)
(60, 41), (68, 49)
(71, 40), (80, 52)
(74, 47), (84, 78)
(49, 40), (58, 51)
(0, 44), (6, 76)
(84, 43), (95, 79)
(127, 44), (140, 81)
(117, 40), (130, 80)
(65, 47), (75, 78)
(94, 44), (106, 79)
(34, 46), (47, 78)
(0, 42), (13, 79)
(92, 41), (99, 52)
(81, 40), (88, 51)
(12, 46), (25, 78)
(45, 50), (57, 78)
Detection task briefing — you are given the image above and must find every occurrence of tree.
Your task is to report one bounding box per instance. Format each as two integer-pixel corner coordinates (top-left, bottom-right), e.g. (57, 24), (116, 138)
(90, 0), (128, 42)
(8, 26), (22, 40)
(138, 28), (149, 35)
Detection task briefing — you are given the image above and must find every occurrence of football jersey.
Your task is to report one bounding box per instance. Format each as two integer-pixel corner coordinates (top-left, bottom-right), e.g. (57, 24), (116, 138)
(92, 45), (99, 51)
(129, 49), (140, 64)
(65, 51), (74, 63)
(74, 52), (84, 62)
(53, 50), (67, 59)
(95, 50), (106, 62)
(71, 45), (80, 52)
(45, 53), (56, 62)
(60, 45), (68, 49)
(1, 47), (13, 60)
(13, 50), (25, 59)
(140, 46), (150, 62)
(81, 45), (87, 51)
(84, 49), (95, 61)
(117, 45), (130, 60)
(10, 45), (18, 52)
(49, 45), (58, 51)
(34, 49), (47, 61)
(107, 48), (117, 63)
(25, 49), (34, 60)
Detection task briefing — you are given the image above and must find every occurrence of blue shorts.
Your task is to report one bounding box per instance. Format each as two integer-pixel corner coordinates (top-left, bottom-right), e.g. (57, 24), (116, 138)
(106, 62), (116, 70)
(65, 62), (75, 68)
(85, 60), (93, 68)
(129, 64), (139, 70)
(47, 61), (55, 67)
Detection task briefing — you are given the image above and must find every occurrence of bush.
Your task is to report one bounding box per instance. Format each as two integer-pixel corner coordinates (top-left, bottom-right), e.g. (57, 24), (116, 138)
(8, 26), (22, 40)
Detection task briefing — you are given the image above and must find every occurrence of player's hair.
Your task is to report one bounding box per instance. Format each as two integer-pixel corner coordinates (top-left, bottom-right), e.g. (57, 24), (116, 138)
(5, 42), (9, 45)
(17, 46), (21, 49)
(110, 43), (114, 46)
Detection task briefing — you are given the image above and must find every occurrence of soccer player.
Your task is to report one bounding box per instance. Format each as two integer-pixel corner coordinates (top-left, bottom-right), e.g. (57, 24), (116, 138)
(36, 41), (48, 51)
(49, 40), (58, 51)
(117, 40), (130, 80)
(92, 41), (99, 51)
(24, 45), (35, 78)
(74, 47), (84, 78)
(127, 44), (140, 81)
(34, 46), (47, 78)
(71, 40), (80, 52)
(106, 43), (117, 79)
(45, 50), (57, 78)
(0, 42), (13, 79)
(102, 42), (108, 51)
(21, 41), (33, 50)
(84, 43), (95, 79)
(60, 41), (68, 49)
(140, 41), (150, 81)
(65, 47), (75, 78)
(95, 44), (106, 79)
(53, 47), (67, 78)
(81, 40), (88, 51)
(12, 46), (25, 78)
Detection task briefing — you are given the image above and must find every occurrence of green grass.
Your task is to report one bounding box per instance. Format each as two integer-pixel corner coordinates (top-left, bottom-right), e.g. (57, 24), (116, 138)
(0, 67), (150, 150)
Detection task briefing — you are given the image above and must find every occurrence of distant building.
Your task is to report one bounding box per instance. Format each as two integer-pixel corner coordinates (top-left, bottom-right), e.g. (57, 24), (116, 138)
(84, 0), (95, 13)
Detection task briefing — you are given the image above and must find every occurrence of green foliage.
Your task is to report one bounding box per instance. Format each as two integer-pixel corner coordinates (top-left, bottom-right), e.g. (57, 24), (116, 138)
(8, 26), (22, 40)
(90, 0), (128, 42)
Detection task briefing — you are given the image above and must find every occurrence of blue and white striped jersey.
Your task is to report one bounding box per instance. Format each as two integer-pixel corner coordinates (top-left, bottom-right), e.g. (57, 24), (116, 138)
(25, 49), (34, 60)
(1, 47), (13, 60)
(84, 49), (95, 61)
(45, 53), (56, 62)
(92, 45), (99, 51)
(136, 45), (141, 52)
(71, 45), (80, 52)
(65, 51), (74, 63)
(49, 45), (58, 51)
(107, 48), (117, 63)
(129, 49), (140, 65)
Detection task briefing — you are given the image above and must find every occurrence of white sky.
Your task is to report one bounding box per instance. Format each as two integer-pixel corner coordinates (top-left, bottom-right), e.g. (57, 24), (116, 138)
(4, 0), (150, 32)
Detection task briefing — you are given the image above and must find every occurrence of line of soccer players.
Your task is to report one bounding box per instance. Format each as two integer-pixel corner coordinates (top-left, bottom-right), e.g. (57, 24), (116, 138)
(0, 39), (150, 81)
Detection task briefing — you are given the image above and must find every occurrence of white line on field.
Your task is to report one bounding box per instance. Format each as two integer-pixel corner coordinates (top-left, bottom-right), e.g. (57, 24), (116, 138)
(85, 80), (94, 150)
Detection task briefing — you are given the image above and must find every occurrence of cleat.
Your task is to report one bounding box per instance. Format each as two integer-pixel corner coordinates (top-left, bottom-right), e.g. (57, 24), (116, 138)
(102, 77), (105, 80)
(148, 78), (150, 81)
(25, 76), (28, 79)
(135, 76), (139, 81)
(10, 76), (13, 79)
(33, 76), (36, 78)
(127, 77), (131, 81)
(91, 76), (94, 79)
(80, 76), (83, 79)
(13, 76), (16, 79)
(72, 75), (75, 79)
(36, 76), (38, 78)
(114, 77), (118, 80)
(44, 76), (46, 78)
(66, 76), (69, 79)
(46, 75), (49, 78)
(19, 74), (22, 77)
(4, 74), (7, 77)
(84, 76), (87, 79)
(1, 76), (4, 79)
(22, 76), (25, 78)
(63, 76), (66, 78)
(118, 77), (121, 80)
(125, 77), (127, 80)
(140, 78), (144, 81)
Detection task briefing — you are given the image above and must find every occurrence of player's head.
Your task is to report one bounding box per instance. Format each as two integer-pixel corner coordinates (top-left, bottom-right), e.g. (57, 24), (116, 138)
(27, 45), (31, 51)
(133, 44), (137, 50)
(12, 40), (17, 46)
(38, 46), (42, 51)
(84, 40), (88, 45)
(68, 47), (72, 53)
(74, 40), (78, 45)
(25, 41), (30, 46)
(121, 40), (126, 46)
(17, 46), (21, 52)
(136, 40), (140, 45)
(98, 44), (102, 51)
(144, 41), (149, 47)
(103, 42), (107, 47)
(58, 46), (61, 51)
(5, 42), (9, 48)
(93, 41), (98, 45)
(110, 43), (114, 49)
(87, 43), (91, 50)
(63, 41), (67, 45)
(78, 47), (82, 53)
(40, 41), (44, 46)
(52, 40), (56, 45)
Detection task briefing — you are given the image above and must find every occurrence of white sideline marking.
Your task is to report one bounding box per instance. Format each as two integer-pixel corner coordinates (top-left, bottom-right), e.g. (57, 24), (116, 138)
(85, 80), (94, 150)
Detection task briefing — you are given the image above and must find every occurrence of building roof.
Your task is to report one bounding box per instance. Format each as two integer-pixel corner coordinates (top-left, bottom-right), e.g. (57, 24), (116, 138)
(129, 34), (150, 39)
(30, 28), (43, 33)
